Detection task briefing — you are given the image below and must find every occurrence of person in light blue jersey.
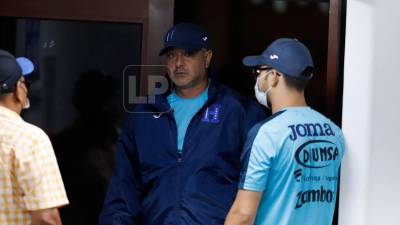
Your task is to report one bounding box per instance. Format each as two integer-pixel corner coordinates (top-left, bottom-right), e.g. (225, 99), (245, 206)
(225, 38), (345, 225)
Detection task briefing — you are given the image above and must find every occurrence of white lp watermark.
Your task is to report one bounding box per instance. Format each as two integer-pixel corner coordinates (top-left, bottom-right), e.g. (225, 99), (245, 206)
(123, 65), (172, 113)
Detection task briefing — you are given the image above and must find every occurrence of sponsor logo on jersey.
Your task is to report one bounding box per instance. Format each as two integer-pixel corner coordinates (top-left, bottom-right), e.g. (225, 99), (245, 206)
(295, 140), (339, 169)
(296, 186), (334, 209)
(288, 123), (335, 141)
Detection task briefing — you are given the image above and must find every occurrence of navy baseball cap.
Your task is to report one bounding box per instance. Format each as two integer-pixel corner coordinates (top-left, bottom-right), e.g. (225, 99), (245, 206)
(159, 23), (210, 56)
(0, 49), (34, 93)
(243, 38), (314, 80)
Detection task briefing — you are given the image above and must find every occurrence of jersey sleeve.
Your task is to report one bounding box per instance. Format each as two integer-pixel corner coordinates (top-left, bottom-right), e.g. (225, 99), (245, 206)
(239, 125), (277, 192)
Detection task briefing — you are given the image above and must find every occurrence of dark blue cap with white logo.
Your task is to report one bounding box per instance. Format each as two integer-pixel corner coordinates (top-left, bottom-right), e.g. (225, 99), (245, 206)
(159, 23), (210, 56)
(0, 49), (34, 93)
(243, 38), (314, 80)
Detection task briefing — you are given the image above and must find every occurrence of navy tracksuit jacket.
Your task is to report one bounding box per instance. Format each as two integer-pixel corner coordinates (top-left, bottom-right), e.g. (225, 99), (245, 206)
(100, 80), (265, 225)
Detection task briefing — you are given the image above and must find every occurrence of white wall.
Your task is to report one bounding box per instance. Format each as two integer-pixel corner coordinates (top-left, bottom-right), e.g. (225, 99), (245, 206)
(340, 0), (400, 225)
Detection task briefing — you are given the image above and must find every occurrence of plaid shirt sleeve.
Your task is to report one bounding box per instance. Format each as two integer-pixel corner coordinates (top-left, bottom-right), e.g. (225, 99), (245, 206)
(14, 127), (69, 210)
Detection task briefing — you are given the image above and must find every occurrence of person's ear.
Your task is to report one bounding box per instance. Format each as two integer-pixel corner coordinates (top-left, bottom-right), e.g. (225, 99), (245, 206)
(270, 70), (280, 87)
(205, 50), (213, 69)
(14, 80), (26, 104)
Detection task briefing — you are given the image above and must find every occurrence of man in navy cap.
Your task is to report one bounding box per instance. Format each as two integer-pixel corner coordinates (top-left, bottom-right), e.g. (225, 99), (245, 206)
(224, 38), (345, 225)
(0, 49), (69, 225)
(100, 23), (266, 225)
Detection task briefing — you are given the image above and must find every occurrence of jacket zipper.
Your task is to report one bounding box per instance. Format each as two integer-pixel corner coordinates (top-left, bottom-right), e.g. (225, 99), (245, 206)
(168, 113), (183, 222)
(167, 86), (219, 223)
(177, 153), (183, 163)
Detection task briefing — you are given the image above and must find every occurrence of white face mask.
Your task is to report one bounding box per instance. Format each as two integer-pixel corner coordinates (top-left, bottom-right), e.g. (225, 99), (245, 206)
(23, 98), (30, 109)
(254, 77), (272, 109)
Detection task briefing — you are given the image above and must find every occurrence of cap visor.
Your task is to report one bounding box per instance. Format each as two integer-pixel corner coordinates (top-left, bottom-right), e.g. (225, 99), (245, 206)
(16, 57), (34, 76)
(242, 55), (267, 67)
(159, 42), (203, 56)
(159, 46), (173, 56)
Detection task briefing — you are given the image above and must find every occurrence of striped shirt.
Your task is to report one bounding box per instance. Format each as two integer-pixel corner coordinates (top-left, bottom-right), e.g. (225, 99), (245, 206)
(0, 105), (68, 224)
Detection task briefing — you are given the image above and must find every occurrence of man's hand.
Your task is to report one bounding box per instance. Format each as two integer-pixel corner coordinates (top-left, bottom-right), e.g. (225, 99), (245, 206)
(30, 208), (62, 225)
(224, 189), (262, 225)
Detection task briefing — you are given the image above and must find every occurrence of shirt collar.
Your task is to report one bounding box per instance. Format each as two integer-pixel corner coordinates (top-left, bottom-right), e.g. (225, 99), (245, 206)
(0, 105), (22, 121)
(170, 81), (210, 100)
(151, 75), (222, 112)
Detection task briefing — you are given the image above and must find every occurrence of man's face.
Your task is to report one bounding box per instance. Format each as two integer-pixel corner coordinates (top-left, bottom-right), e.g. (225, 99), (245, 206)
(165, 48), (212, 89)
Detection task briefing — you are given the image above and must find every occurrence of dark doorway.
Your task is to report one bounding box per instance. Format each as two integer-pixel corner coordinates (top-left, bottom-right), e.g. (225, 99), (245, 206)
(0, 17), (142, 225)
(0, 0), (174, 223)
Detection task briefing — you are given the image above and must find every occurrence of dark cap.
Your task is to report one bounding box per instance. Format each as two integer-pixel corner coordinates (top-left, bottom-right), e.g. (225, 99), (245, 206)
(159, 23), (210, 56)
(243, 38), (314, 80)
(0, 49), (34, 93)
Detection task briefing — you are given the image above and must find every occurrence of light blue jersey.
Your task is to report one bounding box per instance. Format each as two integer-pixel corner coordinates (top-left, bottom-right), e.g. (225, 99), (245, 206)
(239, 107), (345, 225)
(167, 87), (208, 152)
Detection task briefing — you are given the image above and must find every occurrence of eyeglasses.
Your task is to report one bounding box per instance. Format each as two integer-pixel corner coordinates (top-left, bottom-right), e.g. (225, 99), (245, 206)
(250, 67), (272, 80)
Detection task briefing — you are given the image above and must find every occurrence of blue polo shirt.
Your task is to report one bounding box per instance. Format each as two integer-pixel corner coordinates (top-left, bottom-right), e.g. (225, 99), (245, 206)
(167, 86), (208, 152)
(239, 107), (345, 225)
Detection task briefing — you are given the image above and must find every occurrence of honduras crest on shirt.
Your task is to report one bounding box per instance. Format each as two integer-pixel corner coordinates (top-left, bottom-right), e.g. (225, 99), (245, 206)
(201, 104), (222, 123)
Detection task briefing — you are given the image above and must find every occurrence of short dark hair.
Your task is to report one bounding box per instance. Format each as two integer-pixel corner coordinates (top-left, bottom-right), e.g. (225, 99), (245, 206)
(282, 74), (309, 92)
(0, 92), (8, 101)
